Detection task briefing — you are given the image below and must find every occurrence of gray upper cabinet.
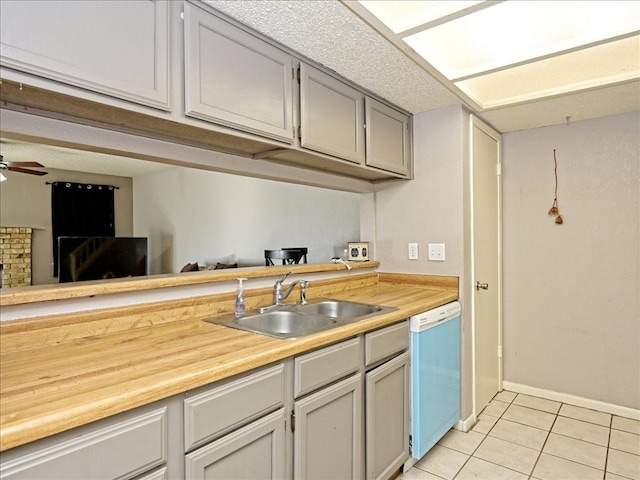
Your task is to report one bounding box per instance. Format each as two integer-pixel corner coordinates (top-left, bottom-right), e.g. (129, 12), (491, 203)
(299, 63), (366, 164)
(365, 97), (412, 176)
(184, 2), (295, 143)
(0, 0), (170, 110)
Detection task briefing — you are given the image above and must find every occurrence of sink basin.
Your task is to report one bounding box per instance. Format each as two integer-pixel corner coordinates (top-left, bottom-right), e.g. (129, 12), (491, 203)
(297, 299), (382, 318)
(204, 298), (397, 339)
(235, 311), (337, 338)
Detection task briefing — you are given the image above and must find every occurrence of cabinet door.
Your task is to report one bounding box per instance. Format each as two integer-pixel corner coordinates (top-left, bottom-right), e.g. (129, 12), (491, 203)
(366, 352), (410, 480)
(184, 3), (294, 143)
(300, 63), (366, 164)
(0, 0), (170, 110)
(294, 373), (363, 479)
(185, 409), (285, 480)
(365, 97), (411, 176)
(0, 407), (167, 480)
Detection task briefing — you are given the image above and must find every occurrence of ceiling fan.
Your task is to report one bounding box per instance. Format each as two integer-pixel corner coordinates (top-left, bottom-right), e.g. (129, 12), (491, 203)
(0, 154), (48, 177)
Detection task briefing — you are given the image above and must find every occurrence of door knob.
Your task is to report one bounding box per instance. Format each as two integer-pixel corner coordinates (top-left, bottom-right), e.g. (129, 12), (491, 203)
(476, 281), (489, 291)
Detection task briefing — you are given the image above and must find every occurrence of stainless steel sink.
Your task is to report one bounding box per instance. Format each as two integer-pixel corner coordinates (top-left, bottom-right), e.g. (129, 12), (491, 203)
(296, 299), (383, 318)
(235, 311), (337, 338)
(204, 298), (397, 339)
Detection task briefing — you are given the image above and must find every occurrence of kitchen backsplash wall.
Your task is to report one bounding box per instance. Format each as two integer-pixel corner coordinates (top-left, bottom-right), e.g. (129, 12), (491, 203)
(502, 111), (639, 410)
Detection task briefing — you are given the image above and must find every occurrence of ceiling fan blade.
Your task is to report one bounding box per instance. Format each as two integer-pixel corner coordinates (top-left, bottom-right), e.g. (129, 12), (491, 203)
(7, 166), (48, 176)
(4, 161), (45, 168)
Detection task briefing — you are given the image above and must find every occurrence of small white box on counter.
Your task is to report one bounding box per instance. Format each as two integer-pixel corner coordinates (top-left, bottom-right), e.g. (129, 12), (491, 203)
(348, 242), (369, 261)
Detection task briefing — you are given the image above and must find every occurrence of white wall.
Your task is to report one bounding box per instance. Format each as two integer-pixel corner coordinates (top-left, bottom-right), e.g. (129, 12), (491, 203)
(502, 111), (640, 409)
(0, 168), (133, 285)
(134, 167), (361, 273)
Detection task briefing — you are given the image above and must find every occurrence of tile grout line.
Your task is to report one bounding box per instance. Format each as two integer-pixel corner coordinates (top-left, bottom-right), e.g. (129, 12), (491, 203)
(451, 392), (511, 480)
(527, 401), (561, 480)
(602, 412), (613, 480)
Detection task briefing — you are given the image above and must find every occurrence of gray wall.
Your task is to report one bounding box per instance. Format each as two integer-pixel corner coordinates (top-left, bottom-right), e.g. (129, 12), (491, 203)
(502, 111), (639, 409)
(133, 167), (361, 273)
(372, 105), (472, 419)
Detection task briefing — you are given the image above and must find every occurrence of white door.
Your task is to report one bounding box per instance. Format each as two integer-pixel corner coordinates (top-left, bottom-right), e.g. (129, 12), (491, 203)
(470, 116), (502, 415)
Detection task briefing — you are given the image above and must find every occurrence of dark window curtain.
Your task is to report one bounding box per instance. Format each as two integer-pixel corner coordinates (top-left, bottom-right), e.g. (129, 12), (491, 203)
(52, 182), (115, 276)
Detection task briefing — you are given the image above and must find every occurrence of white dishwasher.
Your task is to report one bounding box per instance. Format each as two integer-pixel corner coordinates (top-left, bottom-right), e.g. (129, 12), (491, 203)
(409, 301), (461, 461)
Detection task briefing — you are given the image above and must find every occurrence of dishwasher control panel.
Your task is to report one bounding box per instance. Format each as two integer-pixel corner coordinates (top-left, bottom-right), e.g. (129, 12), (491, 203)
(410, 301), (461, 332)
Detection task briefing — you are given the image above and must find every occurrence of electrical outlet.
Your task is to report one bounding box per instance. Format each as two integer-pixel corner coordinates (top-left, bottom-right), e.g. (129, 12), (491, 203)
(428, 243), (445, 261)
(408, 243), (419, 260)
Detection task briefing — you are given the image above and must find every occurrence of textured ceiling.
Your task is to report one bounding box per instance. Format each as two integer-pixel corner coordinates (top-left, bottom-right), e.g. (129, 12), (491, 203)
(203, 0), (462, 114)
(205, 0), (640, 133)
(2, 0), (638, 177)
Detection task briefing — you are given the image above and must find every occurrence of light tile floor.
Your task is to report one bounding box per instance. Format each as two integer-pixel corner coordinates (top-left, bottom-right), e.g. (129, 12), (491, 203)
(400, 391), (640, 480)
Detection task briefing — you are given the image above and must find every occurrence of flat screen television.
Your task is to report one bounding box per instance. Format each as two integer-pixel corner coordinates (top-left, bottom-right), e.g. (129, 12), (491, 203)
(58, 236), (148, 283)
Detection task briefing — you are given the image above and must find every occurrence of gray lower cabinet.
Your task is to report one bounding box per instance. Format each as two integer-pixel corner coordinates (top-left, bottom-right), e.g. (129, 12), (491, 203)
(0, 400), (179, 480)
(0, 327), (411, 480)
(0, 0), (170, 110)
(184, 2), (295, 143)
(299, 63), (366, 164)
(132, 466), (168, 480)
(184, 408), (286, 479)
(365, 97), (412, 177)
(182, 362), (286, 478)
(292, 337), (364, 479)
(294, 374), (363, 479)
(364, 321), (410, 480)
(366, 352), (410, 480)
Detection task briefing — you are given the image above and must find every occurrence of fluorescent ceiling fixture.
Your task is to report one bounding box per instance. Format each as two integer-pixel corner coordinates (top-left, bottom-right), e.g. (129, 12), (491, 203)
(356, 1), (485, 34)
(355, 0), (640, 109)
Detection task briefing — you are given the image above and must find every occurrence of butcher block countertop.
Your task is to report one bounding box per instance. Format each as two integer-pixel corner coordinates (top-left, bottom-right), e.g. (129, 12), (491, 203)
(0, 269), (458, 452)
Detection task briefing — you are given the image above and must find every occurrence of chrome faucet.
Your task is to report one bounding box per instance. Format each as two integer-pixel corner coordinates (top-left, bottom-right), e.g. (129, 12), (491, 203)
(260, 272), (310, 312)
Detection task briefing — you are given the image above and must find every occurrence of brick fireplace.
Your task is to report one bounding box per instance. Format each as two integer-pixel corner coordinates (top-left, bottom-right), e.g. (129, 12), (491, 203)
(0, 227), (33, 288)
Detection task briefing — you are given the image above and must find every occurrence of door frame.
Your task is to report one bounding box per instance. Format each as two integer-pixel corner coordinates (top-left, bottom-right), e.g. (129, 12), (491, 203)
(467, 114), (503, 420)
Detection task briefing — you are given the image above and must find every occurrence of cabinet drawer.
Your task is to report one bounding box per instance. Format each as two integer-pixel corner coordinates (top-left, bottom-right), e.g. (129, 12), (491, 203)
(365, 320), (409, 366)
(184, 363), (285, 451)
(0, 407), (167, 480)
(294, 337), (361, 398)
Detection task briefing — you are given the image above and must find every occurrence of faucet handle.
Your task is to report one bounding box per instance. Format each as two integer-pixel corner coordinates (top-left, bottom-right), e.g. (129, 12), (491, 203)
(300, 280), (310, 305)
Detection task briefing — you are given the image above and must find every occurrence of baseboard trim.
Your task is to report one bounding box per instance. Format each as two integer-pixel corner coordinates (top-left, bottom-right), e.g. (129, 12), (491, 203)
(455, 413), (476, 433)
(503, 381), (640, 421)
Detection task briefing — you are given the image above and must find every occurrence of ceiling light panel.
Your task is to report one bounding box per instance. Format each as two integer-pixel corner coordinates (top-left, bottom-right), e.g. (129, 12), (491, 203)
(357, 0), (484, 35)
(402, 1), (640, 80)
(456, 35), (640, 108)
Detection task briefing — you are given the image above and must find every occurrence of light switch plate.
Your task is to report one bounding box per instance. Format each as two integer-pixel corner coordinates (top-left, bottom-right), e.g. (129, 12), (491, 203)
(428, 243), (445, 261)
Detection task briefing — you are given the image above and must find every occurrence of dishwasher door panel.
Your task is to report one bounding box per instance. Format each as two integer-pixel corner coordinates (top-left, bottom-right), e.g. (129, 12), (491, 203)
(410, 315), (461, 460)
